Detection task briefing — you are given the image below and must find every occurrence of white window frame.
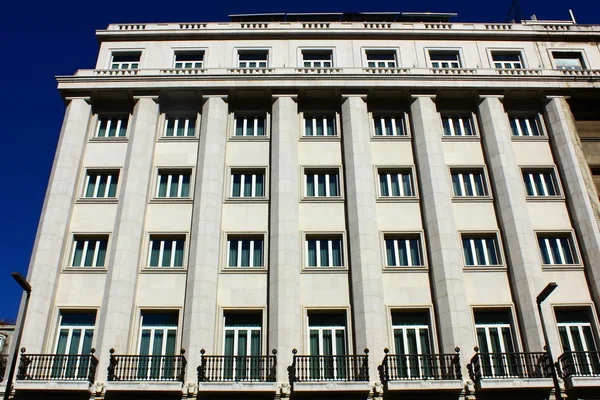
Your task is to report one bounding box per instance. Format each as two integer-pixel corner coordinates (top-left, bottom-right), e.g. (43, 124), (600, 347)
(237, 50), (269, 68)
(508, 114), (545, 137)
(54, 312), (96, 355)
(537, 232), (580, 266)
(225, 235), (265, 268)
(428, 49), (462, 69)
(301, 50), (333, 68)
(377, 168), (416, 198)
(302, 114), (338, 137)
(461, 233), (503, 267)
(365, 50), (398, 68)
(69, 235), (109, 268)
(173, 51), (205, 69)
(229, 169), (267, 199)
(490, 51), (525, 69)
(441, 114), (477, 137)
(155, 170), (192, 199)
(163, 115), (198, 137)
(83, 170), (120, 199)
(522, 168), (561, 197)
(450, 169), (489, 198)
(372, 115), (407, 137)
(222, 315), (262, 356)
(233, 114), (268, 137)
(551, 50), (587, 70)
(473, 308), (519, 378)
(94, 115), (130, 138)
(383, 234), (425, 268)
(307, 312), (348, 357)
(391, 314), (432, 378)
(110, 52), (141, 70)
(304, 234), (346, 269)
(147, 235), (187, 269)
(303, 168), (342, 199)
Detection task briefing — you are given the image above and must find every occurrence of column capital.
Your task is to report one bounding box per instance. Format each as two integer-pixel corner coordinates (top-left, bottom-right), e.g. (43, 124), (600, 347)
(65, 96), (92, 104)
(202, 94), (228, 102)
(411, 94), (436, 100)
(479, 94), (504, 101)
(272, 94), (298, 100)
(132, 95), (159, 104)
(545, 95), (571, 101)
(341, 94), (368, 102)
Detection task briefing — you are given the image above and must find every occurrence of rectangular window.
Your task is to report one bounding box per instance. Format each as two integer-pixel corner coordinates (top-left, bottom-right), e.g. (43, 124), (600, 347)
(553, 51), (585, 70)
(442, 115), (475, 136)
(308, 312), (347, 379)
(230, 170), (265, 198)
(174, 52), (204, 69)
(384, 235), (424, 267)
(148, 236), (185, 268)
(523, 170), (559, 197)
(492, 52), (524, 69)
(111, 52), (140, 70)
(138, 311), (178, 380)
(156, 170), (191, 198)
(84, 171), (119, 198)
(509, 115), (542, 137)
(462, 235), (501, 266)
(226, 236), (264, 268)
(223, 313), (262, 380)
(96, 116), (128, 138)
(306, 236), (344, 267)
(238, 50), (268, 68)
(70, 236), (108, 268)
(302, 50), (333, 68)
(378, 170), (414, 197)
(430, 51), (461, 69)
(305, 170), (340, 197)
(451, 170), (488, 197)
(164, 116), (196, 137)
(53, 311), (96, 379)
(234, 115), (266, 136)
(474, 310), (516, 377)
(304, 115), (336, 136)
(366, 51), (397, 68)
(373, 116), (406, 136)
(537, 234), (578, 265)
(391, 311), (432, 379)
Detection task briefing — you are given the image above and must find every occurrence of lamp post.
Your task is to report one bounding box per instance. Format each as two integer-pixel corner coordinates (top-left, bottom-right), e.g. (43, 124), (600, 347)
(536, 282), (561, 400)
(3, 272), (32, 400)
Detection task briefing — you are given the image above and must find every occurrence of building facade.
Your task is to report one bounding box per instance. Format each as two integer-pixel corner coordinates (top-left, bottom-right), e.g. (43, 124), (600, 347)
(3, 12), (600, 400)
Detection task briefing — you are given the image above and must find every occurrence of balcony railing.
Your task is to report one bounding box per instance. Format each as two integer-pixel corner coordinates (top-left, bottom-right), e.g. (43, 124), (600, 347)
(15, 348), (98, 383)
(378, 347), (462, 384)
(1, 354), (7, 382)
(558, 351), (600, 379)
(198, 348), (277, 382)
(107, 348), (186, 382)
(469, 347), (551, 381)
(288, 348), (369, 384)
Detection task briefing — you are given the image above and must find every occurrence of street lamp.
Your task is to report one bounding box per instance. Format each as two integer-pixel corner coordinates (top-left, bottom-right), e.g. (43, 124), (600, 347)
(536, 282), (560, 400)
(4, 272), (32, 400)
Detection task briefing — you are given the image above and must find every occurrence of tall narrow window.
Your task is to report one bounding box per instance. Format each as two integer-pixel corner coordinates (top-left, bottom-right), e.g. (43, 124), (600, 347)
(537, 234), (578, 265)
(373, 116), (406, 136)
(442, 115), (475, 136)
(474, 310), (517, 378)
(173, 52), (204, 69)
(96, 116), (128, 138)
(451, 170), (488, 197)
(378, 170), (414, 197)
(384, 235), (424, 267)
(555, 309), (600, 376)
(366, 51), (397, 68)
(223, 313), (262, 380)
(156, 170), (191, 198)
(164, 116), (196, 137)
(302, 50), (333, 68)
(110, 52), (140, 70)
(509, 115), (543, 137)
(53, 311), (96, 379)
(70, 236), (108, 268)
(308, 312), (347, 380)
(306, 236), (344, 268)
(391, 311), (433, 379)
(138, 311), (178, 380)
(523, 170), (559, 196)
(148, 236), (185, 268)
(462, 235), (501, 266)
(231, 170), (265, 198)
(227, 236), (264, 268)
(234, 115), (266, 136)
(304, 115), (336, 136)
(305, 170), (340, 197)
(429, 51), (461, 69)
(84, 171), (119, 198)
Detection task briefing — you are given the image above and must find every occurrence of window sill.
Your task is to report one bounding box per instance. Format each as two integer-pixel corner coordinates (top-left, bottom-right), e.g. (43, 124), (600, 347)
(221, 267), (268, 274)
(383, 266), (428, 273)
(376, 197), (420, 203)
(149, 198), (194, 204)
(228, 136), (270, 142)
(158, 136), (199, 142)
(525, 196), (565, 202)
(89, 137), (128, 143)
(452, 196), (494, 203)
(463, 266), (507, 272)
(141, 268), (188, 274)
(224, 198), (269, 204)
(371, 135), (411, 141)
(300, 136), (341, 142)
(301, 197), (344, 203)
(76, 198), (119, 204)
(62, 268), (108, 274)
(301, 267), (347, 274)
(511, 136), (549, 142)
(541, 264), (584, 272)
(441, 136), (480, 142)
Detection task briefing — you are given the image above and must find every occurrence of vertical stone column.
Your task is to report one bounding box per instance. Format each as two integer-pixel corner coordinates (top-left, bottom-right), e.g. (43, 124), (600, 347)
(268, 95), (301, 383)
(341, 95), (387, 377)
(410, 95), (474, 355)
(20, 97), (92, 352)
(181, 96), (228, 383)
(478, 96), (545, 351)
(544, 97), (600, 307)
(94, 96), (159, 376)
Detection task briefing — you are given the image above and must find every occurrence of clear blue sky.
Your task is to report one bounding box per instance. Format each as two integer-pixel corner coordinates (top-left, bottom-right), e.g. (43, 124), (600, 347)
(0, 0), (598, 321)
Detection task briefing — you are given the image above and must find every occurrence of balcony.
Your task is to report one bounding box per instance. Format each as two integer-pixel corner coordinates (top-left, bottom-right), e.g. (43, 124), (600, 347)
(106, 348), (186, 392)
(558, 351), (600, 390)
(197, 349), (277, 393)
(378, 347), (463, 392)
(288, 349), (370, 393)
(0, 354), (6, 383)
(469, 348), (553, 391)
(13, 348), (98, 391)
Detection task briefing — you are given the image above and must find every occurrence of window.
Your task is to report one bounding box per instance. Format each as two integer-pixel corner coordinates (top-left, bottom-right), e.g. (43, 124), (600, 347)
(384, 235), (424, 267)
(84, 171), (119, 198)
(537, 233), (578, 265)
(238, 50), (268, 68)
(373, 116), (406, 136)
(53, 311), (96, 379)
(391, 311), (433, 379)
(173, 52), (204, 69)
(451, 170), (488, 197)
(462, 235), (501, 266)
(148, 236), (185, 268)
(555, 309), (600, 376)
(110, 52), (140, 70)
(305, 170), (340, 198)
(429, 50), (461, 69)
(304, 115), (336, 136)
(138, 311), (178, 380)
(70, 236), (108, 268)
(442, 115), (475, 136)
(509, 115), (543, 137)
(552, 51), (585, 70)
(223, 313), (262, 380)
(235, 115), (266, 136)
(302, 50), (333, 68)
(164, 116), (196, 137)
(523, 170), (560, 197)
(308, 312), (347, 380)
(474, 310), (517, 378)
(230, 170), (265, 198)
(306, 236), (344, 268)
(492, 52), (524, 69)
(378, 170), (414, 197)
(96, 116), (128, 138)
(156, 170), (191, 198)
(366, 51), (397, 68)
(226, 236), (264, 268)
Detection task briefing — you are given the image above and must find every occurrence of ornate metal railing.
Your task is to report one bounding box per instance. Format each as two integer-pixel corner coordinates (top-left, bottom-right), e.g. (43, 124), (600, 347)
(469, 347), (551, 381)
(379, 347), (462, 384)
(198, 348), (277, 382)
(15, 348), (98, 382)
(0, 354), (8, 382)
(107, 348), (186, 382)
(288, 348), (369, 384)
(558, 351), (600, 379)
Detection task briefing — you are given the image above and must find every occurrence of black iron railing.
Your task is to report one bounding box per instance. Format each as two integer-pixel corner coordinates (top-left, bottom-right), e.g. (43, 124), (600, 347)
(558, 351), (600, 379)
(378, 347), (462, 385)
(198, 348), (277, 382)
(288, 348), (369, 384)
(0, 354), (7, 383)
(15, 348), (98, 383)
(107, 348), (186, 382)
(469, 347), (551, 381)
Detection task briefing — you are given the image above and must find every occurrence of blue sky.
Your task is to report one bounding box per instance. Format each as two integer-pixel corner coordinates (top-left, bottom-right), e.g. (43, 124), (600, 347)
(0, 0), (598, 321)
